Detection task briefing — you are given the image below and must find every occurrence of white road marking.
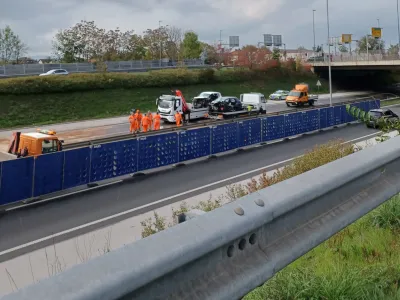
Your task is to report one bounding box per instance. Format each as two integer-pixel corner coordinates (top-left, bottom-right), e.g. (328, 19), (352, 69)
(0, 131), (379, 257)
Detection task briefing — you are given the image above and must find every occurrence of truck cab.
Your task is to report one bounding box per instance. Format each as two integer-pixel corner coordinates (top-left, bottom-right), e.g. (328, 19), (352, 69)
(8, 129), (64, 157)
(286, 83), (318, 107)
(240, 93), (267, 113)
(157, 95), (188, 122)
(156, 92), (221, 123)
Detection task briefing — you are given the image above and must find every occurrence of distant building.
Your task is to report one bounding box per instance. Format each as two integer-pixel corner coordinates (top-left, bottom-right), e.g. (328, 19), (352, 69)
(283, 49), (314, 61)
(38, 58), (53, 64)
(18, 57), (37, 64)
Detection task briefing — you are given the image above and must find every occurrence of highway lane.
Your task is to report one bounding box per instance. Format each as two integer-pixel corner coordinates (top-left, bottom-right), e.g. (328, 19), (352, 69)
(54, 92), (380, 140)
(0, 122), (382, 261)
(0, 91), (378, 142)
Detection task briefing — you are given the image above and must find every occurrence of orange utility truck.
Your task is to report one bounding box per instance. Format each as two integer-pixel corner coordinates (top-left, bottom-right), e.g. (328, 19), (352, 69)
(8, 129), (64, 157)
(285, 83), (318, 107)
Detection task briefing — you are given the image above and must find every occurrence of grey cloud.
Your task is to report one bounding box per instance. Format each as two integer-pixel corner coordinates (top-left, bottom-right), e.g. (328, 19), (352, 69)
(2, 0), (400, 55)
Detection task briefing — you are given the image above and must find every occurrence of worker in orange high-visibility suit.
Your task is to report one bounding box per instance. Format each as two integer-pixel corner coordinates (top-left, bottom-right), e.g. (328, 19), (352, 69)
(147, 111), (153, 130)
(153, 112), (161, 130)
(175, 111), (182, 127)
(134, 110), (141, 132)
(141, 113), (150, 132)
(129, 112), (136, 133)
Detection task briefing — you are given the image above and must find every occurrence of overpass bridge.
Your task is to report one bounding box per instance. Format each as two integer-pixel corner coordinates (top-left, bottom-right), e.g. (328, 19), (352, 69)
(310, 52), (400, 88)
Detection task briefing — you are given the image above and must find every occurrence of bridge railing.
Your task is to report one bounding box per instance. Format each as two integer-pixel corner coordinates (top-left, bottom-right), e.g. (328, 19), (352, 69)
(310, 51), (400, 63)
(2, 119), (400, 300)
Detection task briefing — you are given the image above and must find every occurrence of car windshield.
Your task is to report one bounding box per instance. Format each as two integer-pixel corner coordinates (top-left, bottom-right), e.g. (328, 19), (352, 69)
(288, 91), (301, 97)
(158, 99), (173, 109)
(275, 90), (283, 93)
(199, 92), (211, 97)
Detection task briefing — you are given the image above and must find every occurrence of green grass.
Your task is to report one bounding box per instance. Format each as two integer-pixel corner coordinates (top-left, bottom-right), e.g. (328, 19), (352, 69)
(0, 75), (328, 129)
(244, 195), (400, 300)
(382, 98), (400, 107)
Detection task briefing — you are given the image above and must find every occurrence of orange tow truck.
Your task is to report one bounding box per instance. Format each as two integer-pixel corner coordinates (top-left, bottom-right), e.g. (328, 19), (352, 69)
(285, 83), (318, 107)
(8, 129), (64, 157)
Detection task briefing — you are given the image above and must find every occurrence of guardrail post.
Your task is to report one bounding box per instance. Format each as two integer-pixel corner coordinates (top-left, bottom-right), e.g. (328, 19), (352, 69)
(76, 63), (78, 72)
(23, 64), (26, 74)
(130, 61), (133, 69)
(42, 64), (45, 72)
(118, 62), (121, 69)
(3, 64), (6, 75)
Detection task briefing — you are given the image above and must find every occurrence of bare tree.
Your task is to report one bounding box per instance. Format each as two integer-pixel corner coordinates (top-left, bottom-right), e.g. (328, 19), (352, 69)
(0, 25), (28, 64)
(165, 26), (183, 61)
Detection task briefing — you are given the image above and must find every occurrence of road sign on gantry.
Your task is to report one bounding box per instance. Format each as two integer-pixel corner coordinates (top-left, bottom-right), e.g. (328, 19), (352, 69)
(229, 36), (239, 47)
(341, 34), (352, 44)
(264, 34), (273, 46)
(272, 35), (282, 46)
(371, 27), (382, 38)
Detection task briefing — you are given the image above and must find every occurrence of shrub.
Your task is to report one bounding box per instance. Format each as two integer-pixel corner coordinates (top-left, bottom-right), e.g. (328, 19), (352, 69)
(0, 67), (316, 95)
(369, 195), (400, 230)
(227, 139), (354, 200)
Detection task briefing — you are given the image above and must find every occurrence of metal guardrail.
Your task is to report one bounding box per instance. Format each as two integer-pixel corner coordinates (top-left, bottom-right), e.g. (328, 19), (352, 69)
(63, 95), (382, 149)
(0, 59), (207, 78)
(3, 127), (400, 300)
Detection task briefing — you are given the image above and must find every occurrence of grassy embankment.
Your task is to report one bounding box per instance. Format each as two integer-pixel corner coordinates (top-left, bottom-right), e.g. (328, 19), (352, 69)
(0, 68), (328, 128)
(245, 196), (400, 300)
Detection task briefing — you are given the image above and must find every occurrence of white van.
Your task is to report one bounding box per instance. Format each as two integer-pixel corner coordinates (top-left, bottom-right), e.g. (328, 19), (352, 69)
(240, 93), (267, 114)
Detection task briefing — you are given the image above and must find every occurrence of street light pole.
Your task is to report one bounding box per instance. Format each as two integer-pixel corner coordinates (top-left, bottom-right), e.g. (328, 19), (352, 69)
(313, 9), (316, 63)
(326, 0), (332, 106)
(159, 20), (162, 67)
(397, 0), (400, 56)
(377, 18), (381, 52)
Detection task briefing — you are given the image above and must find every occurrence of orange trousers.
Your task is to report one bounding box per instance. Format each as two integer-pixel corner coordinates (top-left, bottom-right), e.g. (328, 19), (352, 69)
(154, 122), (160, 130)
(142, 125), (149, 132)
(130, 124), (134, 133)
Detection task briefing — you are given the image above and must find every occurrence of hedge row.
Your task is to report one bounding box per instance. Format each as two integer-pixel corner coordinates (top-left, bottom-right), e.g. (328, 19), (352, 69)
(0, 67), (313, 95)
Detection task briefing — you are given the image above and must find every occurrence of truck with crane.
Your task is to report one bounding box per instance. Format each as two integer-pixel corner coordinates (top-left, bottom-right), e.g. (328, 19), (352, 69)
(156, 90), (267, 123)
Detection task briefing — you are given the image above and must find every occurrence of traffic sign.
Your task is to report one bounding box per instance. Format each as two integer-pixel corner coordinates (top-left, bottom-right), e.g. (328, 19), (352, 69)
(371, 27), (382, 39)
(316, 80), (321, 86)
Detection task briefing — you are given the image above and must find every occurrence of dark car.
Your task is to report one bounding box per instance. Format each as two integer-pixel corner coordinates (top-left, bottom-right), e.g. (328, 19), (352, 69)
(209, 96), (243, 112)
(367, 109), (399, 128)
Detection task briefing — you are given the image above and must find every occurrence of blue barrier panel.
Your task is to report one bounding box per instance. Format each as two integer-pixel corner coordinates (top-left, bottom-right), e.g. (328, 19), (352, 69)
(359, 101), (368, 112)
(262, 115), (285, 141)
(238, 119), (261, 147)
(91, 139), (138, 181)
(327, 107), (334, 127)
(211, 123), (238, 154)
(377, 99), (381, 108)
(33, 152), (64, 197)
(333, 105), (342, 125)
(284, 112), (303, 137)
(0, 157), (34, 205)
(138, 133), (178, 171)
(362, 100), (370, 112)
(302, 110), (319, 132)
(63, 147), (91, 189)
(319, 108), (328, 129)
(179, 128), (210, 162)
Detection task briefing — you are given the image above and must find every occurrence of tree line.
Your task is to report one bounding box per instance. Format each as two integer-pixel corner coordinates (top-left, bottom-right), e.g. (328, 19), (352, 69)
(0, 25), (28, 64)
(51, 20), (206, 63)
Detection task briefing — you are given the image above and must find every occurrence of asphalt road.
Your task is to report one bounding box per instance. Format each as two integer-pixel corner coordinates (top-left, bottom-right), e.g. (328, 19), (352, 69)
(0, 121), (382, 261)
(72, 92), (378, 137)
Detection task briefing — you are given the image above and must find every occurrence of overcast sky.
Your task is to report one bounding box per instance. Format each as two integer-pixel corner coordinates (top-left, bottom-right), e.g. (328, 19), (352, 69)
(1, 0), (398, 57)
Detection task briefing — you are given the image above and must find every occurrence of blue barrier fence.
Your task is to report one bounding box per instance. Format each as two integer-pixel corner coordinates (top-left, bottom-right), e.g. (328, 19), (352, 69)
(0, 100), (380, 206)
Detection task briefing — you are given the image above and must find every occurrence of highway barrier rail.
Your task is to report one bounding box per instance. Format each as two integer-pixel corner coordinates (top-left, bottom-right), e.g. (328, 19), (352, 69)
(0, 59), (205, 77)
(0, 99), (380, 207)
(2, 109), (399, 300)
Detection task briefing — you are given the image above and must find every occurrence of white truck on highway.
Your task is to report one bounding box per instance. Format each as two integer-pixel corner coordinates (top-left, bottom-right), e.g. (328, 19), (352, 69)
(240, 93), (268, 114)
(156, 91), (221, 122)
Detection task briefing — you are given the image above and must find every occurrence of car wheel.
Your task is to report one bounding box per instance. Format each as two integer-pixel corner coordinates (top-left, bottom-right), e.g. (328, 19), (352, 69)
(286, 103), (290, 107)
